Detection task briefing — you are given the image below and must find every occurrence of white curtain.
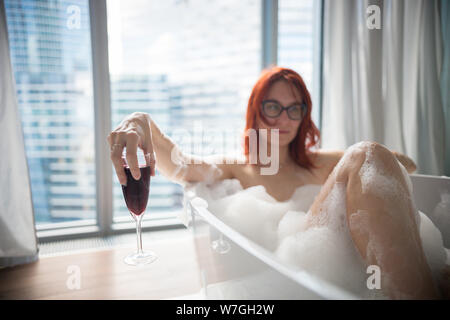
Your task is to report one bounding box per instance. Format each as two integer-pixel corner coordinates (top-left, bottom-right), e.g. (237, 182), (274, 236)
(0, 0), (38, 267)
(442, 0), (450, 176)
(321, 0), (445, 175)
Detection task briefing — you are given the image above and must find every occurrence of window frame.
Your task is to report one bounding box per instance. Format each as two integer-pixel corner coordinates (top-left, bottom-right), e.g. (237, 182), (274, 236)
(36, 0), (323, 242)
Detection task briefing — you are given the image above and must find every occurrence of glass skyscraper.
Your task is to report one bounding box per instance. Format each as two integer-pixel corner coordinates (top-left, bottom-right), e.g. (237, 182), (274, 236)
(5, 0), (96, 223)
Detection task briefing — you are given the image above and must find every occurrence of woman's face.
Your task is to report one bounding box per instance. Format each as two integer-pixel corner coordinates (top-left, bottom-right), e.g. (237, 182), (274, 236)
(256, 80), (303, 147)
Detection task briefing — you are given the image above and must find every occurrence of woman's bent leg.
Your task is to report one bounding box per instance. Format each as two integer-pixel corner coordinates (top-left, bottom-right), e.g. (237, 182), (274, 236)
(309, 141), (439, 299)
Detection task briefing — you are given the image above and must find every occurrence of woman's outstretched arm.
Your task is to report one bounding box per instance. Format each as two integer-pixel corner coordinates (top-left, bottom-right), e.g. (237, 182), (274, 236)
(107, 112), (234, 186)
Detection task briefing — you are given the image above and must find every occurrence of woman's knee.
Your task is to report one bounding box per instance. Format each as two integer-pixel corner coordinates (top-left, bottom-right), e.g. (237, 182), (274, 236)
(334, 141), (400, 182)
(347, 141), (395, 164)
(334, 141), (381, 181)
(342, 141), (413, 212)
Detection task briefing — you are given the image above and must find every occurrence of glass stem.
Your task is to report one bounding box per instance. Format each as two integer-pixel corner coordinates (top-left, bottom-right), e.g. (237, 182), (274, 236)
(135, 214), (143, 254)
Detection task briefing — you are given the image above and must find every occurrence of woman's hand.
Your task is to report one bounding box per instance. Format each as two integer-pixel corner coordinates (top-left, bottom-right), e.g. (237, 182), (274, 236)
(392, 151), (417, 173)
(107, 112), (156, 185)
(107, 112), (233, 186)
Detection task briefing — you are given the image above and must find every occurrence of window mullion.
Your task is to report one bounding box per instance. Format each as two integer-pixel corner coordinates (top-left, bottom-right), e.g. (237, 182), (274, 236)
(261, 0), (278, 70)
(89, 0), (113, 236)
(315, 0), (324, 132)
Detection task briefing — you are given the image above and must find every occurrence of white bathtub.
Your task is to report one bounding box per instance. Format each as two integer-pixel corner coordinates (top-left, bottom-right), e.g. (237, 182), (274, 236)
(182, 174), (450, 299)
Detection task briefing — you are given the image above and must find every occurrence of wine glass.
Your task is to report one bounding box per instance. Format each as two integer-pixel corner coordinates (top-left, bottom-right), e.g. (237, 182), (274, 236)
(121, 148), (157, 266)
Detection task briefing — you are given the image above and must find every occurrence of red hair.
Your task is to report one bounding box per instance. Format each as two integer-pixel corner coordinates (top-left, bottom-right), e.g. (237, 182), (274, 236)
(242, 66), (320, 169)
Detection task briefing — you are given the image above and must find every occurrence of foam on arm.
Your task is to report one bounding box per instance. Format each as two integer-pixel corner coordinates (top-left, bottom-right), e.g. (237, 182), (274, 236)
(150, 119), (230, 186)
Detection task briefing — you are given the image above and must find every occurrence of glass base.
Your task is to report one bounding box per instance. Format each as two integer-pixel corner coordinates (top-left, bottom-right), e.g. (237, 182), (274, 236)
(124, 251), (158, 266)
(211, 239), (231, 254)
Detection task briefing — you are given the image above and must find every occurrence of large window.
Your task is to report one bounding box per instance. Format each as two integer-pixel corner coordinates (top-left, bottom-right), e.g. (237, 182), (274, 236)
(5, 0), (321, 237)
(278, 0), (321, 125)
(107, 0), (262, 222)
(5, 0), (96, 227)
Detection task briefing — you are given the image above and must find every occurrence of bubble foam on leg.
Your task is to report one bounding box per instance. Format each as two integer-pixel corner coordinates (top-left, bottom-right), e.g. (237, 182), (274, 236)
(347, 142), (442, 298)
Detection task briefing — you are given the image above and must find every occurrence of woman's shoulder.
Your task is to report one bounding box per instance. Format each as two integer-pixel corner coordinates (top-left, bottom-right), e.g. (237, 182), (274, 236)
(307, 148), (344, 172)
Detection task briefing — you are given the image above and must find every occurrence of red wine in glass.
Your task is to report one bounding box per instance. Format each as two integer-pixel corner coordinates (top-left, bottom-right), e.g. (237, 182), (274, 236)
(121, 166), (151, 216)
(121, 151), (157, 266)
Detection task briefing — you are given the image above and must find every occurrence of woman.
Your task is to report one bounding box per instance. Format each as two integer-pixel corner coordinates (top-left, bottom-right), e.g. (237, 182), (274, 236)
(108, 67), (443, 299)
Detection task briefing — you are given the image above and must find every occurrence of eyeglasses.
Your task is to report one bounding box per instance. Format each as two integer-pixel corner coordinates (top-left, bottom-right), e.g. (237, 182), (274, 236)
(261, 100), (306, 120)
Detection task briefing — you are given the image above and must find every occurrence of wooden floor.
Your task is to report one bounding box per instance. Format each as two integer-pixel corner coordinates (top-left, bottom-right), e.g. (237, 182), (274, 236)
(0, 235), (203, 300)
(2, 231), (450, 300)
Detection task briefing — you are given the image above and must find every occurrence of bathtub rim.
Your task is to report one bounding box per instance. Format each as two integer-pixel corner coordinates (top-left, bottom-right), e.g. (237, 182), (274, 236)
(409, 173), (450, 180)
(188, 200), (361, 300)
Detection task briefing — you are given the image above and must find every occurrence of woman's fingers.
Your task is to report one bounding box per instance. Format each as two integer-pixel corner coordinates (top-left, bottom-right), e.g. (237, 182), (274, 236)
(124, 132), (141, 180)
(108, 112), (155, 182)
(109, 133), (127, 185)
(142, 128), (156, 177)
(400, 154), (417, 173)
(407, 156), (417, 172)
(133, 114), (156, 177)
(146, 151), (156, 176)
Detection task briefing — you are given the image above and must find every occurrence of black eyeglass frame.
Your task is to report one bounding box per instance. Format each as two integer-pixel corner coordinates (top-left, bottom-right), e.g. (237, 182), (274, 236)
(261, 99), (307, 120)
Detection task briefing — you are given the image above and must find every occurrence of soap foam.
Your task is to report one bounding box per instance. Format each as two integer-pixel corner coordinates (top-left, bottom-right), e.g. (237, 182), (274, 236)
(357, 142), (420, 229)
(185, 174), (447, 299)
(168, 145), (227, 187)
